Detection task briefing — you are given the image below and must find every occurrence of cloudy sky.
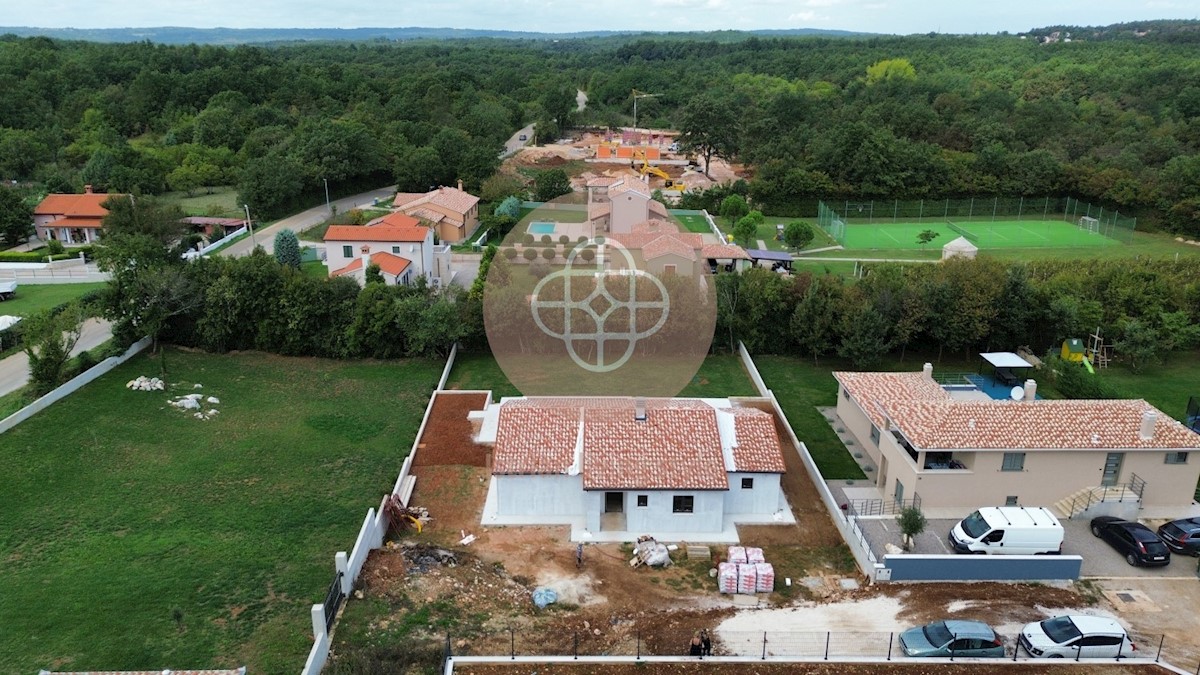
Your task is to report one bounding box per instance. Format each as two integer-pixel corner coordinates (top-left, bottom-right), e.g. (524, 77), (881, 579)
(5, 0), (1196, 34)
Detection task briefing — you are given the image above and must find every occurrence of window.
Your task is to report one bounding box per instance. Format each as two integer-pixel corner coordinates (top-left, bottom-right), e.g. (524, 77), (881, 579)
(841, 387), (849, 400)
(1166, 452), (1189, 465)
(1005, 496), (1019, 506)
(636, 495), (648, 508)
(672, 495), (694, 513)
(741, 477), (754, 490)
(392, 245), (401, 254)
(870, 425), (880, 445)
(342, 245), (353, 258)
(1001, 452), (1025, 472)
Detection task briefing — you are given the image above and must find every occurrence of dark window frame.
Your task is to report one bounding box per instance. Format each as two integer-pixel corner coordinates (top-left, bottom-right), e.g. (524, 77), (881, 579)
(672, 495), (694, 514)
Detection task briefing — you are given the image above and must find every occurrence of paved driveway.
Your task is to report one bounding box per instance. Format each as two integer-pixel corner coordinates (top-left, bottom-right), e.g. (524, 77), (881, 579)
(1063, 518), (1195, 579)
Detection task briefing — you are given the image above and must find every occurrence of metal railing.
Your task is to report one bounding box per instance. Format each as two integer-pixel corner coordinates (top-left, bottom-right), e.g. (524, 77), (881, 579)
(1064, 474), (1145, 519)
(323, 571), (345, 632)
(847, 493), (921, 517)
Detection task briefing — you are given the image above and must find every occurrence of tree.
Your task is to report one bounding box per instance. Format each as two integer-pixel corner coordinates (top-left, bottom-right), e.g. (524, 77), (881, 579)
(238, 152), (305, 219)
(533, 169), (571, 202)
(783, 222), (814, 250)
(916, 229), (940, 248)
(790, 277), (840, 364)
(732, 215), (759, 247)
(838, 303), (892, 369)
(1115, 318), (1161, 373)
(719, 194), (749, 225)
(865, 58), (917, 85)
(898, 507), (927, 551)
(495, 195), (523, 219)
(0, 187), (34, 248)
(274, 229), (302, 269)
(22, 304), (85, 396)
(677, 93), (740, 178)
(129, 266), (204, 355)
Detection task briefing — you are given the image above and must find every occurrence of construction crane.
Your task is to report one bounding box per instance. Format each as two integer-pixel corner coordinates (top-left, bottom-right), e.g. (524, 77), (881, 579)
(631, 89), (658, 136)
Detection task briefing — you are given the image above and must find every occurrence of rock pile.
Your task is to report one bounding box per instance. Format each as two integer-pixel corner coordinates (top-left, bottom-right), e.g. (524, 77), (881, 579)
(169, 387), (221, 420)
(127, 376), (165, 391)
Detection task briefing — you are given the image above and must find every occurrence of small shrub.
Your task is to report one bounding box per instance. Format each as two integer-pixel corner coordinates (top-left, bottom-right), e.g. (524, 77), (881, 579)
(580, 249), (596, 262)
(540, 234), (552, 245)
(522, 233), (535, 245)
(541, 248), (556, 261)
(577, 236), (588, 244)
(559, 235), (570, 245)
(522, 248), (538, 261)
(46, 239), (65, 255)
(503, 247), (518, 260)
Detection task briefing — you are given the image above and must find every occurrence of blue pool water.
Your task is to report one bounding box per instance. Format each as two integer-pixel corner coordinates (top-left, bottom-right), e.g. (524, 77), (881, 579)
(529, 222), (556, 234)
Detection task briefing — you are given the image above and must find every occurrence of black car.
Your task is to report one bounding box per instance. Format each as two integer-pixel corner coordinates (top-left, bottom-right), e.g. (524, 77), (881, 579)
(1090, 516), (1171, 567)
(1157, 517), (1200, 556)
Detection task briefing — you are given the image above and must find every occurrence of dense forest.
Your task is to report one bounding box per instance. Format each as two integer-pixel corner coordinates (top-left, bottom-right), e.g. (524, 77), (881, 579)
(1, 26), (1199, 231)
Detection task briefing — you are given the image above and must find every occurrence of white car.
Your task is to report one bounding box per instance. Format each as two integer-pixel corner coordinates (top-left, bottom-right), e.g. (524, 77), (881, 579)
(1019, 615), (1135, 658)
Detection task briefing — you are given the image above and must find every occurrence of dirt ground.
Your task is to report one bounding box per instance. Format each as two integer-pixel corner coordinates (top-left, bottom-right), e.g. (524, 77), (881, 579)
(452, 665), (1172, 675)
(505, 130), (745, 193)
(1095, 578), (1200, 668)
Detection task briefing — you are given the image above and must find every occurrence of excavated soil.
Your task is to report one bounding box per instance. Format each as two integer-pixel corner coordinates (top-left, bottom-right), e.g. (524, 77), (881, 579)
(410, 391), (490, 467)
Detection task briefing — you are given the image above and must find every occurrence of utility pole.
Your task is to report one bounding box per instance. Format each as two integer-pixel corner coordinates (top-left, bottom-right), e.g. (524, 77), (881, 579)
(631, 89), (658, 139)
(244, 204), (256, 249)
(323, 178), (331, 214)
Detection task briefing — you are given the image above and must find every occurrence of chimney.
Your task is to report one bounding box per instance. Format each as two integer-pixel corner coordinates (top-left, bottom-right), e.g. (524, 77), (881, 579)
(360, 244), (371, 271)
(457, 179), (464, 191)
(1023, 379), (1037, 401)
(922, 363), (933, 380)
(84, 184), (93, 194)
(634, 397), (647, 422)
(1139, 411), (1157, 441)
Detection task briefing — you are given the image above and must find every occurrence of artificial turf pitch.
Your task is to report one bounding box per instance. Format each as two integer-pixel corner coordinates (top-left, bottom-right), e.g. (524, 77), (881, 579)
(838, 219), (1121, 251)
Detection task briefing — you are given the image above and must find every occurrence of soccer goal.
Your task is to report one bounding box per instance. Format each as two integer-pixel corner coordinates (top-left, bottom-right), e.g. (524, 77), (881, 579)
(1078, 215), (1100, 234)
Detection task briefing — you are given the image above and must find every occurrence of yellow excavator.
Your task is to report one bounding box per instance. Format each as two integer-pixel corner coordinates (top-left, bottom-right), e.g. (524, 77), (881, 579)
(631, 151), (685, 192)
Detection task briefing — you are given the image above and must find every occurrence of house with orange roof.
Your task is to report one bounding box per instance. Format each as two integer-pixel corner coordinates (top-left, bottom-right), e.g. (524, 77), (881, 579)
(392, 180), (480, 243)
(586, 178), (670, 235)
(833, 363), (1200, 518)
(322, 214), (449, 286)
(469, 395), (792, 542)
(33, 185), (124, 245)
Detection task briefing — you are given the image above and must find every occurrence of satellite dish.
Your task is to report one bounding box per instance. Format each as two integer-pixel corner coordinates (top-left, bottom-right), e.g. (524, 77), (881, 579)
(1010, 386), (1024, 401)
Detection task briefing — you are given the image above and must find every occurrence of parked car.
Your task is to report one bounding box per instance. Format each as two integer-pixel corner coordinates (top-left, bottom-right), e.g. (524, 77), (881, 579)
(1020, 615), (1135, 658)
(519, 134), (527, 141)
(899, 620), (1005, 658)
(1090, 516), (1171, 567)
(1156, 517), (1200, 556)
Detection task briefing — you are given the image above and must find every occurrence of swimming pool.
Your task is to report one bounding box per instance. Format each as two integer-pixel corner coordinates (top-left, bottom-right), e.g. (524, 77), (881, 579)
(529, 222), (556, 234)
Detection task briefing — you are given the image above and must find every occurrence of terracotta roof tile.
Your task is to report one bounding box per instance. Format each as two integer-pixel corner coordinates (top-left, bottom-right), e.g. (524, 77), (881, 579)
(429, 186), (480, 213)
(324, 224), (429, 243)
(46, 217), (103, 229)
(392, 192), (426, 207)
(410, 207), (449, 224)
(494, 405), (580, 474)
(723, 408), (787, 472)
(701, 243), (751, 260)
(641, 234), (697, 261)
(610, 181), (651, 198)
(832, 371), (950, 428)
(370, 251), (412, 277)
(369, 212), (423, 229)
(34, 192), (118, 218)
(583, 406), (728, 490)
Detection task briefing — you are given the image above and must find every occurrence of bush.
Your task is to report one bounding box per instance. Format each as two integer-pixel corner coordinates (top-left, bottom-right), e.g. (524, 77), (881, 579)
(46, 239), (65, 255)
(503, 247), (518, 260)
(522, 248), (538, 261)
(579, 249), (595, 262)
(540, 234), (552, 245)
(0, 251), (49, 262)
(1046, 355), (1127, 399)
(559, 235), (570, 245)
(522, 233), (534, 245)
(541, 248), (556, 261)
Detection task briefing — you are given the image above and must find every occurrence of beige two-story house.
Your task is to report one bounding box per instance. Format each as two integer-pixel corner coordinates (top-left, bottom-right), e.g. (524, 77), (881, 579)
(392, 181), (480, 243)
(833, 364), (1200, 518)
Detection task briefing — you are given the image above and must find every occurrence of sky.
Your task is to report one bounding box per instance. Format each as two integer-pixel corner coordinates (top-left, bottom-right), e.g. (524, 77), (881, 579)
(4, 0), (1197, 34)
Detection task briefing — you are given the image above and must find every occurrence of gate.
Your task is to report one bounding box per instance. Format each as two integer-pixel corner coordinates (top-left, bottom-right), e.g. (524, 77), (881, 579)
(324, 571), (345, 632)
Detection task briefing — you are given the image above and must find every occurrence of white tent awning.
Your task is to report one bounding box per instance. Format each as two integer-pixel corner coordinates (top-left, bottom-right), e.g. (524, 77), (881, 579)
(980, 352), (1034, 369)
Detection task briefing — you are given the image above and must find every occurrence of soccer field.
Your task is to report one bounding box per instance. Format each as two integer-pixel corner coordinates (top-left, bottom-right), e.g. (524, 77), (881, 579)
(840, 219), (1122, 251)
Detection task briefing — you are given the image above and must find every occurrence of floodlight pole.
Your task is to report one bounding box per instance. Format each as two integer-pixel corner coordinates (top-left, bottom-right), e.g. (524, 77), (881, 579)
(244, 203), (256, 249)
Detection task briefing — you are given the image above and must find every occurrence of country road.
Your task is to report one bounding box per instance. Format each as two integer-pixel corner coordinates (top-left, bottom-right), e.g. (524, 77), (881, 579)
(0, 318), (113, 399)
(219, 185), (398, 257)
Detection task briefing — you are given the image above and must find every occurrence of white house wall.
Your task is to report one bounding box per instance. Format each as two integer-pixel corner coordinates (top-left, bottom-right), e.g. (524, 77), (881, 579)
(724, 473), (782, 515)
(495, 474), (584, 516)
(324, 233), (434, 281)
(618, 490), (726, 534)
(836, 385), (880, 465)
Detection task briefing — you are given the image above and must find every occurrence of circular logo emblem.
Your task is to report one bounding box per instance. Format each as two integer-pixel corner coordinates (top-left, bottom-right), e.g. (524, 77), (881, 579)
(483, 185), (717, 396)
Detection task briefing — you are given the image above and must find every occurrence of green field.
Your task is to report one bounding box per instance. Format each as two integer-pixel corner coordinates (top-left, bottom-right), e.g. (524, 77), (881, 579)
(159, 187), (241, 218)
(837, 219), (1120, 251)
(0, 282), (106, 317)
(445, 351), (757, 398)
(671, 213), (712, 234)
(0, 349), (442, 674)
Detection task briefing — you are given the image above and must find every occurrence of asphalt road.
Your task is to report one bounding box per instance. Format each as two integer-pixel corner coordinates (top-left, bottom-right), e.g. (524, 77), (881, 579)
(502, 123), (536, 157)
(0, 318), (114, 398)
(220, 185), (398, 257)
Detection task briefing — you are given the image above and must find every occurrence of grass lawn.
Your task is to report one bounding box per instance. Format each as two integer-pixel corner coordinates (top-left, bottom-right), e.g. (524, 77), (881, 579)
(300, 260), (328, 279)
(0, 349), (443, 674)
(671, 213), (712, 234)
(299, 209), (391, 242)
(1090, 349), (1200, 422)
(159, 187), (240, 218)
(444, 351), (756, 399)
(0, 282), (106, 317)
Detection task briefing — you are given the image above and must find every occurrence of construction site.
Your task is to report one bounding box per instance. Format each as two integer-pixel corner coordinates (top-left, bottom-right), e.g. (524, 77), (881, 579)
(503, 127), (746, 199)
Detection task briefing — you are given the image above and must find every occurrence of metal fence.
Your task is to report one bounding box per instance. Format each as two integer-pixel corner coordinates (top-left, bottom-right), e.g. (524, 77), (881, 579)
(443, 628), (1181, 665)
(323, 571), (345, 632)
(847, 494), (922, 517)
(817, 196), (1136, 245)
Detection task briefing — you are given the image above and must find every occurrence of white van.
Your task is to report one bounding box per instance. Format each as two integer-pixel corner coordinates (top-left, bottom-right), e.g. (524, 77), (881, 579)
(950, 506), (1064, 555)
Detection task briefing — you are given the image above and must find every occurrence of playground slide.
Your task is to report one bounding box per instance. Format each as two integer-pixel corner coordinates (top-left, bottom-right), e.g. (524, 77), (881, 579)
(1083, 358), (1095, 374)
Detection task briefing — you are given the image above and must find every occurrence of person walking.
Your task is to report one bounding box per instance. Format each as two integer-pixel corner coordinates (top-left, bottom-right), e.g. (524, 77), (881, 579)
(576, 543), (583, 568)
(700, 629), (712, 656)
(689, 631), (703, 656)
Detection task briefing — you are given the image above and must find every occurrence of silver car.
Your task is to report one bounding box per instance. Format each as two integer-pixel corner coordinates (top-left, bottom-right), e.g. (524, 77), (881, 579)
(899, 619), (1005, 657)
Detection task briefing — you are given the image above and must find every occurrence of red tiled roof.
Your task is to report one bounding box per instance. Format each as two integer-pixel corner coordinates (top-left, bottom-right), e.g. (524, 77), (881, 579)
(588, 202), (613, 219)
(832, 371), (950, 428)
(701, 243), (751, 260)
(46, 217), (103, 229)
(891, 399), (1200, 451)
(331, 252), (412, 278)
(642, 234), (697, 261)
(410, 207), (449, 224)
(607, 232), (704, 254)
(724, 407), (787, 472)
(394, 187), (479, 216)
(586, 175), (621, 188)
(610, 181), (651, 198)
(393, 192), (426, 207)
(649, 200), (670, 218)
(489, 398), (786, 490)
(34, 192), (117, 218)
(331, 258), (363, 277)
(583, 405), (728, 490)
(324, 224), (428, 243)
(370, 212), (423, 229)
